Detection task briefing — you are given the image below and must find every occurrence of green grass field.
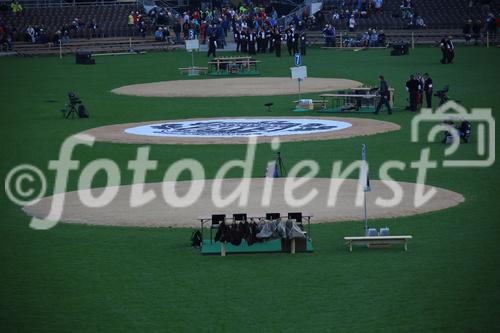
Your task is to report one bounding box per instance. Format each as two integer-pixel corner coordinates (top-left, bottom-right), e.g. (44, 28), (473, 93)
(1, 46), (499, 332)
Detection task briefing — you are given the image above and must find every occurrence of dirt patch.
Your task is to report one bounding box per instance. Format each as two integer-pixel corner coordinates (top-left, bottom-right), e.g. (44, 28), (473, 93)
(78, 117), (400, 145)
(111, 77), (362, 97)
(23, 178), (464, 228)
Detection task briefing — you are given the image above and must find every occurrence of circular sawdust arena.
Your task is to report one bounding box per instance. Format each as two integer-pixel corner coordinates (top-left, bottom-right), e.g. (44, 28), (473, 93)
(111, 77), (362, 97)
(78, 117), (400, 145)
(23, 178), (464, 228)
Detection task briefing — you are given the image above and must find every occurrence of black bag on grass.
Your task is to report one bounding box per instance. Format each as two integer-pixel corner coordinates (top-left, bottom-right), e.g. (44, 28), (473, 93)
(78, 104), (89, 118)
(191, 230), (202, 248)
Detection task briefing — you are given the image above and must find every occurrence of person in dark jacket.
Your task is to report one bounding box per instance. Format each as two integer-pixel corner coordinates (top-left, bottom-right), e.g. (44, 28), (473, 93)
(240, 28), (248, 53)
(173, 20), (181, 44)
(273, 28), (281, 57)
(207, 32), (217, 57)
(248, 29), (256, 55)
(292, 28), (299, 55)
(374, 75), (392, 115)
(300, 31), (307, 55)
(406, 74), (421, 111)
(446, 36), (455, 64)
(423, 73), (433, 108)
(266, 27), (273, 53)
(234, 27), (241, 52)
(440, 38), (448, 64)
(286, 26), (293, 55)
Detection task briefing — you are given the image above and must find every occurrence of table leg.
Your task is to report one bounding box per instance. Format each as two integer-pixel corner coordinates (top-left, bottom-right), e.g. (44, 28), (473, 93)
(291, 239), (296, 254)
(404, 240), (408, 251)
(349, 241), (352, 252)
(221, 242), (226, 257)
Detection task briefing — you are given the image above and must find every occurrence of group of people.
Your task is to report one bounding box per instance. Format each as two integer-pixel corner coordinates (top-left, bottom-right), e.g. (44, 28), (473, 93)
(127, 11), (148, 38)
(462, 12), (500, 45)
(208, 24), (307, 58)
(348, 28), (387, 47)
(322, 25), (387, 48)
(173, 4), (310, 58)
(374, 72), (434, 115)
(172, 3), (282, 47)
(24, 17), (99, 45)
(326, 0), (386, 29)
(405, 73), (434, 111)
(233, 27), (282, 56)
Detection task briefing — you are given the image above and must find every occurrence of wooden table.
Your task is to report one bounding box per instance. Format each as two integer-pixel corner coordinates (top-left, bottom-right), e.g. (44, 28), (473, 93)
(320, 93), (379, 111)
(208, 56), (260, 75)
(198, 214), (313, 256)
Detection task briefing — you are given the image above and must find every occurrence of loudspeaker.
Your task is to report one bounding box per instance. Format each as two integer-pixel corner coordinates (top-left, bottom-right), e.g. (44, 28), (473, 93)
(391, 42), (410, 56)
(75, 51), (95, 65)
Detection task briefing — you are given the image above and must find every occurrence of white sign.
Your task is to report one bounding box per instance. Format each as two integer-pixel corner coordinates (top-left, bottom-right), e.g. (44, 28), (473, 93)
(125, 118), (352, 138)
(291, 66), (307, 80)
(185, 39), (200, 51)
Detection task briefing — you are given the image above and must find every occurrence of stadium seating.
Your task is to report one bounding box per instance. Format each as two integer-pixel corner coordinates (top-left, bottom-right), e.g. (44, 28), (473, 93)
(321, 0), (499, 29)
(0, 3), (139, 38)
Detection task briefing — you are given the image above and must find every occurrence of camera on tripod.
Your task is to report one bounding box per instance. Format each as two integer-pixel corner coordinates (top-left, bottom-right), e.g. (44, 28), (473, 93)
(61, 92), (88, 119)
(68, 92), (82, 106)
(434, 85), (452, 106)
(265, 151), (286, 178)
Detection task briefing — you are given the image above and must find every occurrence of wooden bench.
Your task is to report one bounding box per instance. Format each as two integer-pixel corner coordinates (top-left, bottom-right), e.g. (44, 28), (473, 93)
(344, 235), (413, 252)
(179, 66), (208, 75)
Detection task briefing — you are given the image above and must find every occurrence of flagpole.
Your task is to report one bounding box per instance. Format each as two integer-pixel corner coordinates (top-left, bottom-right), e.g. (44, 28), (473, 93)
(361, 144), (369, 234)
(364, 189), (368, 233)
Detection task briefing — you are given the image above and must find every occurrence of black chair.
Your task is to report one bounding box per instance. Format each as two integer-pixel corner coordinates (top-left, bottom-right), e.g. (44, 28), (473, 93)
(233, 213), (247, 223)
(266, 213), (280, 221)
(288, 212), (310, 237)
(287, 212), (302, 223)
(288, 212), (303, 229)
(210, 214), (226, 243)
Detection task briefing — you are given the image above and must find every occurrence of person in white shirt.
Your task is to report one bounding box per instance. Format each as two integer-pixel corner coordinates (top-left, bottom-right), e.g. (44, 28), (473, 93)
(349, 16), (356, 32)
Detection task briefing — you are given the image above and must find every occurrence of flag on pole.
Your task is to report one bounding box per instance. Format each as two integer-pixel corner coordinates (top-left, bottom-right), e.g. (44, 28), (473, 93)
(361, 144), (371, 192)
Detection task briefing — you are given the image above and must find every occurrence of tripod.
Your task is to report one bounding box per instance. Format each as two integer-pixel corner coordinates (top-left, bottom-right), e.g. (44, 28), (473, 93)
(64, 102), (79, 119)
(275, 152), (286, 177)
(64, 92), (81, 119)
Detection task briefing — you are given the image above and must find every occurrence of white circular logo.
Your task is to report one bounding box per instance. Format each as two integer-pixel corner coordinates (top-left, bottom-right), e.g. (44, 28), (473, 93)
(124, 118), (352, 138)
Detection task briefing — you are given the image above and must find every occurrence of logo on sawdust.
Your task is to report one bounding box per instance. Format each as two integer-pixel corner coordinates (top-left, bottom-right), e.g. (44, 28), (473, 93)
(124, 118), (352, 138)
(412, 101), (495, 167)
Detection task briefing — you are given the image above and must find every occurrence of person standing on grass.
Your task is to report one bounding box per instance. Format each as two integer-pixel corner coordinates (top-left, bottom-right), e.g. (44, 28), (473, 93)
(273, 27), (282, 57)
(300, 30), (307, 55)
(406, 74), (421, 112)
(374, 75), (392, 115)
(207, 32), (217, 57)
(446, 36), (455, 63)
(440, 38), (448, 64)
(423, 73), (433, 108)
